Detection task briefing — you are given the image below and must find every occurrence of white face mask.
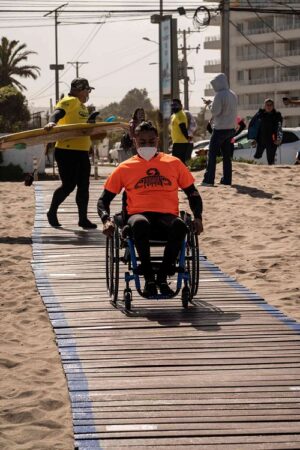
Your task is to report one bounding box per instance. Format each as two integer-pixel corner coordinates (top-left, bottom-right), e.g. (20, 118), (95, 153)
(137, 146), (157, 161)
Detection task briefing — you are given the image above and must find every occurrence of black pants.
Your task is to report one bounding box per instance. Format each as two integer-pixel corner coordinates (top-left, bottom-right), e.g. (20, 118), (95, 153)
(203, 129), (235, 185)
(254, 141), (278, 165)
(172, 143), (192, 165)
(127, 212), (187, 281)
(49, 148), (91, 220)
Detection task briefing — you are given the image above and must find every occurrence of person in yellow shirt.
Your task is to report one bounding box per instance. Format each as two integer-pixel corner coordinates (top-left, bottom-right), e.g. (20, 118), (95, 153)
(170, 98), (190, 165)
(44, 78), (97, 229)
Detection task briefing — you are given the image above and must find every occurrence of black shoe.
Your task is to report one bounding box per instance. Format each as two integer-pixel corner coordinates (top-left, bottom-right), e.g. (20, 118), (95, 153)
(78, 219), (97, 229)
(157, 281), (174, 296)
(143, 281), (158, 297)
(47, 211), (61, 227)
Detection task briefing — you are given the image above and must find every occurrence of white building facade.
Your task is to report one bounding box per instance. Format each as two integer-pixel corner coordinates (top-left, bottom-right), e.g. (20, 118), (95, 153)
(204, 1), (300, 126)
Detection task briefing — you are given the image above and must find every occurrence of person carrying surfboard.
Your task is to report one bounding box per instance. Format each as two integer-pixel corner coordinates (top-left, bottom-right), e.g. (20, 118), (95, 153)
(44, 78), (97, 229)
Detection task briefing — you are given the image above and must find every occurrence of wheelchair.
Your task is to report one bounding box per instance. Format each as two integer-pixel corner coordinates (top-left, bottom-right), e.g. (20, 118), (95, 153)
(105, 211), (199, 311)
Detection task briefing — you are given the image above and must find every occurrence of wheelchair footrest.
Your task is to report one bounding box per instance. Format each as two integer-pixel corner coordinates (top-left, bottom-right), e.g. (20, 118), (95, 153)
(132, 264), (185, 276)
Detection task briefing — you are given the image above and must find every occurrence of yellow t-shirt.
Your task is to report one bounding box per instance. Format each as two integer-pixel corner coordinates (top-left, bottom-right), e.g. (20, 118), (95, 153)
(104, 153), (195, 216)
(170, 110), (188, 144)
(55, 95), (91, 151)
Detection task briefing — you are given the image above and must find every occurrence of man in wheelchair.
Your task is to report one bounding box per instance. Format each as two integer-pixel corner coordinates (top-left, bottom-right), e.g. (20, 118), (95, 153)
(97, 121), (203, 298)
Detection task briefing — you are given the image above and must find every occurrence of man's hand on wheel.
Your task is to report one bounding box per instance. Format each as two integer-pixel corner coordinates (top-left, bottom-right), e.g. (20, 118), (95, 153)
(193, 218), (203, 235)
(102, 219), (115, 237)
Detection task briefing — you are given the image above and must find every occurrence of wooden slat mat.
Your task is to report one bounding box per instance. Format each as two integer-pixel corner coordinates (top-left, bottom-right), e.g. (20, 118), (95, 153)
(32, 180), (300, 450)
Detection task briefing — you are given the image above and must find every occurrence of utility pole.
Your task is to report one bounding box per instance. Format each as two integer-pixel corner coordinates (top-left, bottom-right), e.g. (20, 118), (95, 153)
(221, 0), (230, 82)
(67, 61), (89, 77)
(182, 30), (189, 110)
(45, 3), (67, 103)
(178, 29), (200, 110)
(159, 0), (163, 115)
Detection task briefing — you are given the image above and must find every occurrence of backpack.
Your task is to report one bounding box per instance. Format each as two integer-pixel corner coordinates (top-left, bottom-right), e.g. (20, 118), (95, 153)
(247, 111), (262, 140)
(184, 110), (197, 136)
(120, 132), (133, 150)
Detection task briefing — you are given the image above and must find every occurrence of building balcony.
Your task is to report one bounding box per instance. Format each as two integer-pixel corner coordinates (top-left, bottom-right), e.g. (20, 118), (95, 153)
(237, 52), (274, 61)
(237, 48), (300, 62)
(204, 60), (221, 73)
(276, 48), (300, 58)
(238, 103), (262, 110)
(239, 77), (275, 86)
(204, 35), (221, 50)
(246, 21), (300, 36)
(238, 74), (300, 86)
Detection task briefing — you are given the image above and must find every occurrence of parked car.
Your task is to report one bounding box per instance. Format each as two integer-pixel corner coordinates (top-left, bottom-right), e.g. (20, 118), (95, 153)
(233, 128), (300, 164)
(108, 141), (121, 164)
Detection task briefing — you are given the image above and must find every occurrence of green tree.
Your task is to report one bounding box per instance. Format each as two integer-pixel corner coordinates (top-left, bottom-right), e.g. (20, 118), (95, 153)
(0, 85), (31, 132)
(99, 88), (154, 120)
(0, 37), (40, 91)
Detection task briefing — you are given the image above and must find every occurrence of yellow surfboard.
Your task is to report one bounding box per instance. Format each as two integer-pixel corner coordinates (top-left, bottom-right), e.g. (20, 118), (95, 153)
(0, 122), (128, 150)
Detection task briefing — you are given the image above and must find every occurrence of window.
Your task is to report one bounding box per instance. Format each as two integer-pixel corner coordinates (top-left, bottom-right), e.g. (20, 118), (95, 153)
(281, 131), (299, 144)
(237, 70), (244, 81)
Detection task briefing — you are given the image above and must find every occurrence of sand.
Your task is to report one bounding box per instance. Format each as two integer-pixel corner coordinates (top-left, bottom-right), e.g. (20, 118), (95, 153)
(196, 163), (300, 322)
(0, 182), (73, 450)
(0, 162), (299, 449)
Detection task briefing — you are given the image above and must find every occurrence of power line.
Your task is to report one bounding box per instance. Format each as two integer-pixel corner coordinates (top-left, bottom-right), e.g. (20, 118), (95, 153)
(90, 50), (157, 82)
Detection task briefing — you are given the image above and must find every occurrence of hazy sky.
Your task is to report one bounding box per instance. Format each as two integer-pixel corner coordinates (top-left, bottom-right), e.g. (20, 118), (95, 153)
(0, 1), (219, 111)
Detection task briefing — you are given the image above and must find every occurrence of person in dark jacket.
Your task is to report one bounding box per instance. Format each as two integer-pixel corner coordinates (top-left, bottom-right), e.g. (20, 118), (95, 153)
(248, 99), (283, 165)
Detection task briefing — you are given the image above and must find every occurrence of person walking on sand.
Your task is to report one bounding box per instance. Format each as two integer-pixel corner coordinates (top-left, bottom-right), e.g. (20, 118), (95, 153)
(201, 73), (237, 187)
(248, 98), (283, 166)
(170, 99), (190, 165)
(44, 78), (97, 229)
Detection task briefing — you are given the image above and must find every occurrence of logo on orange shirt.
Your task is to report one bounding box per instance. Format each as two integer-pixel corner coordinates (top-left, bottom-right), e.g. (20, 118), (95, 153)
(134, 168), (172, 189)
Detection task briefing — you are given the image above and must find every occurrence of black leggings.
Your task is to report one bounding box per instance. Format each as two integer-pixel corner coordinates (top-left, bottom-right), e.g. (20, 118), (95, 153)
(49, 148), (91, 219)
(127, 212), (188, 280)
(254, 141), (278, 165)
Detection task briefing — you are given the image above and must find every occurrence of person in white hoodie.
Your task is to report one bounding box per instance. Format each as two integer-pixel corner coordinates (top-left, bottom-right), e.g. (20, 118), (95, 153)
(202, 73), (237, 186)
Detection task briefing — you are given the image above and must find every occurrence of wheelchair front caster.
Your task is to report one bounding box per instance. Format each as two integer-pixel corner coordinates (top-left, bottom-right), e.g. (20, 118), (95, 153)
(123, 289), (132, 311)
(181, 286), (190, 309)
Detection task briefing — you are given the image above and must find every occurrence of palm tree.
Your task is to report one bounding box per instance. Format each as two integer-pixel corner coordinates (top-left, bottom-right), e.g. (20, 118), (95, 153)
(0, 37), (40, 91)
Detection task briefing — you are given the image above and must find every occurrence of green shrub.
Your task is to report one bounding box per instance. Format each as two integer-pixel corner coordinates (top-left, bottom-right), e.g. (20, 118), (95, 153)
(188, 155), (223, 172)
(234, 157), (257, 164)
(0, 163), (24, 181)
(188, 156), (207, 171)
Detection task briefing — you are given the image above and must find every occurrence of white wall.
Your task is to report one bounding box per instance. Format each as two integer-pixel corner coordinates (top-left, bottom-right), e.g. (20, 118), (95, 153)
(0, 136), (45, 173)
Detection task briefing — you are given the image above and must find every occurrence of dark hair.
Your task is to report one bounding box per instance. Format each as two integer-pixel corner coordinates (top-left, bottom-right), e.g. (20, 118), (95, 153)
(172, 98), (182, 105)
(134, 121), (158, 136)
(132, 108), (145, 121)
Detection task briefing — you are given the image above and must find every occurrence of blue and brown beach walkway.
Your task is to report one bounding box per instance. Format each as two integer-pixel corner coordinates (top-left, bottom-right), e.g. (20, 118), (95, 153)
(32, 180), (300, 450)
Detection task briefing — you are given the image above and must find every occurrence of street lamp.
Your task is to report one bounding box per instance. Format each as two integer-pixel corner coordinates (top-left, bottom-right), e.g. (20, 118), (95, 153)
(142, 37), (159, 45)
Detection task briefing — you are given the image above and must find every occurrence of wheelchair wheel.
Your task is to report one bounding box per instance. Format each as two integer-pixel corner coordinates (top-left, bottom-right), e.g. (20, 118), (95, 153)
(105, 228), (120, 303)
(181, 286), (190, 309)
(187, 229), (200, 298)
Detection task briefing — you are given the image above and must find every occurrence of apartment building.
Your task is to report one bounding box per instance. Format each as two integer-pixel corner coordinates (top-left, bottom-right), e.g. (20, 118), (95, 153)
(204, 1), (300, 126)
